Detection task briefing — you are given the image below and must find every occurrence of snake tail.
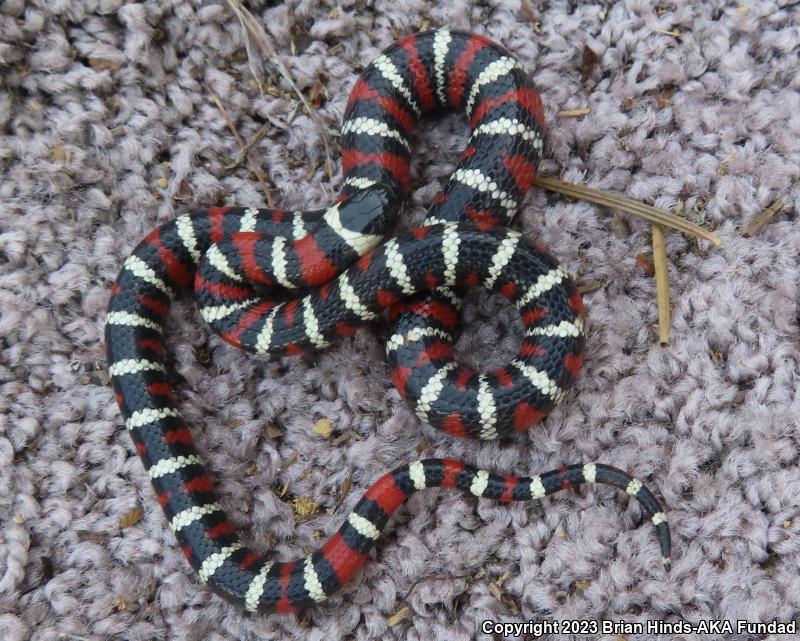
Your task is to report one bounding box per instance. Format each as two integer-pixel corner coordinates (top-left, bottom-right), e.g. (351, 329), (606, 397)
(105, 28), (672, 614)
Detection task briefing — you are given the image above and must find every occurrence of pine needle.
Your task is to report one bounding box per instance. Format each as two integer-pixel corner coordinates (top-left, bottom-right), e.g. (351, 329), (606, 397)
(386, 605), (410, 625)
(578, 278), (613, 294)
(741, 198), (785, 237)
(533, 176), (722, 245)
(651, 223), (671, 346)
(558, 108), (592, 117)
(229, 121), (272, 168)
(401, 574), (470, 604)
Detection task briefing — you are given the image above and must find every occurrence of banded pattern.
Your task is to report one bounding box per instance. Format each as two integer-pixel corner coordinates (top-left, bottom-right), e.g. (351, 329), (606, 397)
(105, 29), (671, 613)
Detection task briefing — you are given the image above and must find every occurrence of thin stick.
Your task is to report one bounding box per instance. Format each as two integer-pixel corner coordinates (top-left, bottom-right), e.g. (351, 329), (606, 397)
(226, 120), (272, 169)
(533, 176), (722, 245)
(558, 108), (592, 117)
(401, 574), (470, 603)
(333, 477), (352, 512)
(386, 606), (410, 626)
(651, 223), (671, 346)
(741, 198), (785, 237)
(578, 278), (613, 294)
(210, 89), (276, 208)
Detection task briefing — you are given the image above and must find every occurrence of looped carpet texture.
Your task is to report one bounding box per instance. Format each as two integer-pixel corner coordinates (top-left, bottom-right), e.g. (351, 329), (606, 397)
(0, 1), (798, 640)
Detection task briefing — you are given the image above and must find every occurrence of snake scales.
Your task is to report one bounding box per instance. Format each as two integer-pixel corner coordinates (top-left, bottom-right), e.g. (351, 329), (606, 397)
(105, 29), (671, 613)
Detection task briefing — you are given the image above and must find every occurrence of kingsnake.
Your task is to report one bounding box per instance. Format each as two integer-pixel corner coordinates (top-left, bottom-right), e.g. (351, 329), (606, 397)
(105, 29), (671, 613)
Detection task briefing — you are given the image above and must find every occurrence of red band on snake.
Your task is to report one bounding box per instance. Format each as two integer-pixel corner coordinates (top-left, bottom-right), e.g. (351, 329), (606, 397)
(105, 29), (671, 613)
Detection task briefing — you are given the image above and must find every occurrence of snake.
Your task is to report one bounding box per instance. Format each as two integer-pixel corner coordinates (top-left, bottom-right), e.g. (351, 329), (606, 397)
(105, 29), (672, 614)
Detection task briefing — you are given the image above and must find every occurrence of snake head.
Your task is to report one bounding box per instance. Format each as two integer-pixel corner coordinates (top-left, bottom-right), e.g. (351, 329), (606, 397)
(336, 183), (400, 237)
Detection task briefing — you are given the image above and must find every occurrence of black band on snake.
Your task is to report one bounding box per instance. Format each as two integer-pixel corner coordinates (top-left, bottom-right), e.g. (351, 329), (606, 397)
(105, 29), (672, 614)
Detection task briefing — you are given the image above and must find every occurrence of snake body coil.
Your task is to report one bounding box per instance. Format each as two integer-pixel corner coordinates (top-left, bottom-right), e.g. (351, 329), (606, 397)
(106, 29), (671, 613)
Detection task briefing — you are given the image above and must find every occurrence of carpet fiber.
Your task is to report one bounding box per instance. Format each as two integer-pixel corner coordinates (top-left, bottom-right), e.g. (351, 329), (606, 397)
(1, 1), (799, 639)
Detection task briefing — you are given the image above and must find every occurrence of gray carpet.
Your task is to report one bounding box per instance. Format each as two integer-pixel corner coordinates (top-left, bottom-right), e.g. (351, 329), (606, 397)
(2, 1), (799, 639)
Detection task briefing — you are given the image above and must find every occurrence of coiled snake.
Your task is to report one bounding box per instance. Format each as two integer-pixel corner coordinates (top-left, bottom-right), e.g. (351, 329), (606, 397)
(105, 29), (671, 613)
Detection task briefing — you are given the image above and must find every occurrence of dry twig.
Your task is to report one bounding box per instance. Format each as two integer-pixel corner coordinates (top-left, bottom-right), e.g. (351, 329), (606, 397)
(578, 278), (613, 294)
(401, 574), (470, 603)
(385, 573), (471, 625)
(558, 108), (592, 117)
(651, 223), (671, 346)
(533, 176), (722, 245)
(535, 177), (724, 346)
(386, 605), (410, 626)
(741, 198), (785, 237)
(227, 121), (271, 169)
